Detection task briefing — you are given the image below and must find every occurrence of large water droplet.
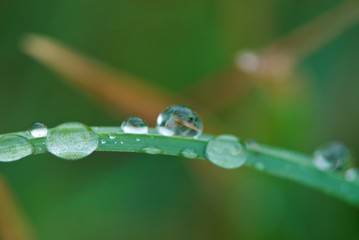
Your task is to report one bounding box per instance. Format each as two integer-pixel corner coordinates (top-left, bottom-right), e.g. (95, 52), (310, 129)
(156, 105), (203, 138)
(121, 117), (148, 134)
(142, 145), (162, 154)
(0, 135), (33, 162)
(206, 135), (247, 169)
(181, 148), (198, 159)
(314, 142), (352, 171)
(29, 122), (48, 138)
(46, 122), (98, 160)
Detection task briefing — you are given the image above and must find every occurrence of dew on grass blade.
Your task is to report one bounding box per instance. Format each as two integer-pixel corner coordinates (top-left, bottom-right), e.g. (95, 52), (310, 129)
(142, 145), (161, 154)
(314, 142), (352, 171)
(345, 168), (358, 182)
(206, 135), (247, 169)
(0, 135), (33, 162)
(255, 162), (265, 171)
(46, 122), (98, 160)
(181, 148), (198, 159)
(156, 105), (203, 138)
(121, 117), (148, 134)
(29, 122), (48, 138)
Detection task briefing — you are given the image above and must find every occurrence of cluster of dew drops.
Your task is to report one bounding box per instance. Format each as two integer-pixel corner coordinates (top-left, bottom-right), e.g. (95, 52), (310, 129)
(0, 105), (358, 181)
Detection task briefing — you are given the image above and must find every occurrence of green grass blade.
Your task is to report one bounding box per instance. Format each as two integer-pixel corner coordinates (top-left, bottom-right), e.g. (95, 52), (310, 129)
(1, 126), (358, 207)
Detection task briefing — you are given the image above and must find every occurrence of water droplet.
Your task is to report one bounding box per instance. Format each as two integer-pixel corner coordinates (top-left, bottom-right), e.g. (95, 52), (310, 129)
(156, 105), (203, 138)
(142, 145), (162, 154)
(120, 141), (124, 145)
(235, 51), (261, 74)
(0, 135), (33, 162)
(345, 168), (358, 182)
(314, 142), (352, 171)
(101, 139), (106, 144)
(46, 122), (98, 160)
(109, 134), (116, 140)
(205, 135), (247, 169)
(29, 122), (48, 138)
(255, 162), (265, 171)
(136, 138), (140, 142)
(181, 148), (198, 159)
(121, 117), (148, 134)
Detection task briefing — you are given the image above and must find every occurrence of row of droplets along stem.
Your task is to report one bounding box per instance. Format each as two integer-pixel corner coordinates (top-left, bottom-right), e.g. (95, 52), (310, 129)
(0, 104), (357, 182)
(246, 140), (358, 182)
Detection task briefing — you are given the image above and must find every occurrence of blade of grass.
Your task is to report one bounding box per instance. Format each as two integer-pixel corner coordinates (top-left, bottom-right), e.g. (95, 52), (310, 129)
(1, 126), (359, 207)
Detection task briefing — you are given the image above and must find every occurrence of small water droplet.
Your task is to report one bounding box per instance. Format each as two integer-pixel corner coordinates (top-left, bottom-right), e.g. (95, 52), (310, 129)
(101, 139), (106, 144)
(205, 135), (247, 169)
(0, 135), (33, 162)
(29, 122), (48, 138)
(255, 162), (265, 171)
(109, 134), (116, 140)
(46, 122), (98, 160)
(314, 142), (352, 171)
(156, 105), (203, 138)
(181, 148), (198, 159)
(235, 51), (261, 74)
(121, 117), (148, 134)
(114, 141), (118, 144)
(142, 145), (161, 154)
(136, 138), (140, 142)
(345, 168), (358, 182)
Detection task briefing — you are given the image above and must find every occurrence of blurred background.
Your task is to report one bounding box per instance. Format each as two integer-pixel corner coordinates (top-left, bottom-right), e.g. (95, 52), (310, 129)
(1, 0), (359, 239)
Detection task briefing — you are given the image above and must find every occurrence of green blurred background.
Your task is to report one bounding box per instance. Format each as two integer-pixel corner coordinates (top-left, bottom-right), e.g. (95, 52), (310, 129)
(1, 0), (359, 239)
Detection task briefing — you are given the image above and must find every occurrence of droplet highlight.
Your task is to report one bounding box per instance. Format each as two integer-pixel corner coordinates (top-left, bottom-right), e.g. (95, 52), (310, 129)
(29, 122), (48, 138)
(181, 148), (198, 159)
(0, 135), (33, 162)
(314, 142), (352, 171)
(46, 122), (98, 160)
(121, 117), (148, 134)
(142, 145), (162, 154)
(156, 105), (203, 138)
(206, 135), (247, 169)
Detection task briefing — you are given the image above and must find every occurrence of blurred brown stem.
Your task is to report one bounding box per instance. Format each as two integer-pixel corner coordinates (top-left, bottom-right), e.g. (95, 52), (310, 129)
(0, 176), (35, 240)
(21, 34), (181, 124)
(189, 0), (359, 110)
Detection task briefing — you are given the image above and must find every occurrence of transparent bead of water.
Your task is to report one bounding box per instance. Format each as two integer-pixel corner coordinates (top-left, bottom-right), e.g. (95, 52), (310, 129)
(142, 145), (162, 154)
(121, 117), (148, 134)
(0, 135), (33, 162)
(313, 142), (352, 171)
(206, 135), (247, 169)
(46, 122), (98, 160)
(29, 122), (48, 138)
(156, 105), (203, 138)
(181, 148), (198, 159)
(344, 168), (358, 182)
